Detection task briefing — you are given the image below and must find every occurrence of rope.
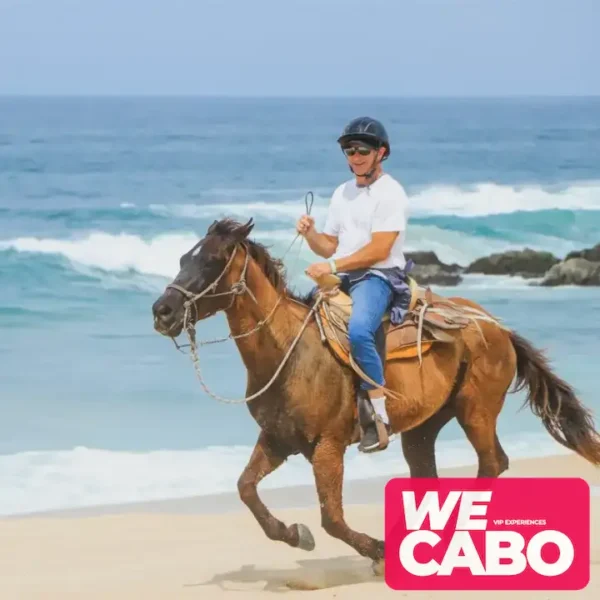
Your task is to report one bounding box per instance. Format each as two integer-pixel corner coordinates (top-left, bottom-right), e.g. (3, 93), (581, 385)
(173, 190), (315, 349)
(182, 295), (323, 404)
(169, 190), (319, 403)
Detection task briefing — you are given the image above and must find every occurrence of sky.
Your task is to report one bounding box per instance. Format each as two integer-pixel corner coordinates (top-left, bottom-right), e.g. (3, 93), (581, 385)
(0, 0), (598, 96)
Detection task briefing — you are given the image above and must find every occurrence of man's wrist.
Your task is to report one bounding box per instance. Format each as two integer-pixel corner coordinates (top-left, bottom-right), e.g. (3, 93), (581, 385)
(329, 258), (337, 273)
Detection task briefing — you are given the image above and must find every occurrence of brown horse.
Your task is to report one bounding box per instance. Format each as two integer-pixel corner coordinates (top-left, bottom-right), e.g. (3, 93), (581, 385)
(151, 217), (600, 568)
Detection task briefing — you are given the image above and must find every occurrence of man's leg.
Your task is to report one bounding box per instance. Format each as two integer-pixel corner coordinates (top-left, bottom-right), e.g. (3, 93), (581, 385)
(347, 276), (393, 452)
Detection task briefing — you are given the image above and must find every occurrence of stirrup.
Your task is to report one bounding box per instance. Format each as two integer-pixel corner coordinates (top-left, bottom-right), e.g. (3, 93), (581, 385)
(359, 416), (392, 453)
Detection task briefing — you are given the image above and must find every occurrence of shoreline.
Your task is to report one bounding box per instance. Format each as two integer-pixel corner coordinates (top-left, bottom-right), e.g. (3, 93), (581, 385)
(1, 453), (599, 599)
(6, 451), (598, 520)
(0, 433), (579, 519)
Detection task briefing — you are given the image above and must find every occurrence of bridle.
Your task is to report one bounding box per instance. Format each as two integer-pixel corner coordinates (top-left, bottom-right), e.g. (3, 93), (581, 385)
(164, 193), (314, 347)
(160, 193), (319, 404)
(160, 237), (324, 405)
(165, 243), (256, 334)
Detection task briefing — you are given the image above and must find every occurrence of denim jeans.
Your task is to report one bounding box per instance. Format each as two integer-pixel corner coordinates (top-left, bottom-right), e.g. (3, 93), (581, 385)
(346, 275), (393, 391)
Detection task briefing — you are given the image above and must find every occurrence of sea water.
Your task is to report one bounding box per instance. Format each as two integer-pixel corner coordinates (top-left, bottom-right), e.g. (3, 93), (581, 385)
(1, 96), (599, 515)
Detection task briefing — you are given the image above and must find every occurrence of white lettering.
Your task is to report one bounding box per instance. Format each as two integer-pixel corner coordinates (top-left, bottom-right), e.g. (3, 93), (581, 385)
(402, 490), (462, 530)
(399, 530), (575, 576)
(456, 491), (491, 530)
(527, 530), (574, 577)
(438, 531), (485, 575)
(399, 531), (441, 576)
(485, 531), (527, 575)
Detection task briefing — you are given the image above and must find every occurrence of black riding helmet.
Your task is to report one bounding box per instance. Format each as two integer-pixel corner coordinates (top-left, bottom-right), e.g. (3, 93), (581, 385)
(337, 116), (390, 159)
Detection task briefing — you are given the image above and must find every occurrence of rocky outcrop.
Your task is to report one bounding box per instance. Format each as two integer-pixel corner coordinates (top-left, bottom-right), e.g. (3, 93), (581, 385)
(539, 258), (600, 287)
(564, 243), (600, 263)
(405, 251), (463, 286)
(403, 243), (600, 287)
(465, 248), (559, 278)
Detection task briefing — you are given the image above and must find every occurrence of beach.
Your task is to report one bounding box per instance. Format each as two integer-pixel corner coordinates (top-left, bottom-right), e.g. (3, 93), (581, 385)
(1, 452), (598, 599)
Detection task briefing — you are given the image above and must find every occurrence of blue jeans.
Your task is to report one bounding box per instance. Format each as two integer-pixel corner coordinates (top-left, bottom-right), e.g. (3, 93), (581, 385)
(346, 276), (393, 391)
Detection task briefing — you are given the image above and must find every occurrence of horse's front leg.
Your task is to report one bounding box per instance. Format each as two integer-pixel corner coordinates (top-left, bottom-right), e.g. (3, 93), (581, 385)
(237, 431), (315, 551)
(311, 436), (383, 562)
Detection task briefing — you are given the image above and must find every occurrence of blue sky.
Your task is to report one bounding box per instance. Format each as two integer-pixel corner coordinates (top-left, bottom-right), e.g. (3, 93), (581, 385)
(0, 0), (597, 96)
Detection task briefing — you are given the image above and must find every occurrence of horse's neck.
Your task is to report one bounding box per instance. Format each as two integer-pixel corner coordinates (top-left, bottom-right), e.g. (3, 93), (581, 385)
(223, 259), (303, 374)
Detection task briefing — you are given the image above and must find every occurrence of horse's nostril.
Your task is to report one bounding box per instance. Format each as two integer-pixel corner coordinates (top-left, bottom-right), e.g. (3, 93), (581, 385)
(157, 303), (173, 317)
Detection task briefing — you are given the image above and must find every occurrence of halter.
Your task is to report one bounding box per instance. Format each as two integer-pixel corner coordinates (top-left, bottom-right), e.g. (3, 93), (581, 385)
(161, 238), (323, 405)
(161, 193), (318, 404)
(165, 244), (258, 332)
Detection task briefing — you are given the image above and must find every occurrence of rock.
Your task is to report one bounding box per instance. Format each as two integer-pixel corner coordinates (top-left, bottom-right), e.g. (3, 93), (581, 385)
(465, 248), (559, 278)
(405, 251), (463, 286)
(564, 243), (600, 263)
(409, 265), (463, 286)
(538, 258), (600, 286)
(405, 251), (462, 272)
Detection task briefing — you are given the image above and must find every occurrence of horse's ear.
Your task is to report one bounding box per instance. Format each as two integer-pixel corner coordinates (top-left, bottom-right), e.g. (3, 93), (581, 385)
(207, 219), (219, 234)
(234, 218), (254, 240)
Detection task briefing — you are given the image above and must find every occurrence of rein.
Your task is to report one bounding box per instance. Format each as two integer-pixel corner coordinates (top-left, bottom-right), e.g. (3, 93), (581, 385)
(166, 193), (317, 404)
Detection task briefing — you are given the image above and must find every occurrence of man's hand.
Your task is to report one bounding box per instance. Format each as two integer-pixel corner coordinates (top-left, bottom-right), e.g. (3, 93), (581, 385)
(305, 261), (332, 280)
(296, 214), (315, 237)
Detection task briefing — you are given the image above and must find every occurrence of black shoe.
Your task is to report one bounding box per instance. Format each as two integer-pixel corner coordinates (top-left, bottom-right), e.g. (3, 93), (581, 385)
(358, 419), (395, 454)
(358, 422), (381, 453)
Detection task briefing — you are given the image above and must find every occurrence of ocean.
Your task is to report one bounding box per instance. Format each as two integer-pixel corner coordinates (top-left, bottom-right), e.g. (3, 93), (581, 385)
(1, 96), (599, 516)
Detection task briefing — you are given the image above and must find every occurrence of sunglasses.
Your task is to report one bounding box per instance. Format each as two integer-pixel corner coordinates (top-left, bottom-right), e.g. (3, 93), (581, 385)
(342, 145), (375, 157)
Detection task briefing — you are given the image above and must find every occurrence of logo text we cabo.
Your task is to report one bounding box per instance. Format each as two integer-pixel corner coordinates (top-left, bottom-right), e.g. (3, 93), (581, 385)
(384, 478), (589, 590)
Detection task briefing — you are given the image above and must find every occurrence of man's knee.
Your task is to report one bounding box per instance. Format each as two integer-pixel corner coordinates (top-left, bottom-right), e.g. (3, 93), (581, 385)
(348, 318), (376, 350)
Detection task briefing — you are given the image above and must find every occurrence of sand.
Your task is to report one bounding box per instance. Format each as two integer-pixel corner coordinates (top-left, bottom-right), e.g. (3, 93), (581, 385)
(1, 453), (599, 599)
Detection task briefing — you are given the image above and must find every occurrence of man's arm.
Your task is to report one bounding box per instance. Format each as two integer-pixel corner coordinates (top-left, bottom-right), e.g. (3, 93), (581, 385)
(332, 232), (398, 271)
(305, 229), (338, 258)
(333, 184), (408, 272)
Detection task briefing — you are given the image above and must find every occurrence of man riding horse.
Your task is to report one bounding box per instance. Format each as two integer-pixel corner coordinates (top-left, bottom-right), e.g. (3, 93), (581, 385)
(297, 116), (412, 453)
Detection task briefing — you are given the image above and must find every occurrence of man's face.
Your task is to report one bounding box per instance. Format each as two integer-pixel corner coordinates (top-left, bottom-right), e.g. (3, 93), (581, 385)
(342, 142), (384, 175)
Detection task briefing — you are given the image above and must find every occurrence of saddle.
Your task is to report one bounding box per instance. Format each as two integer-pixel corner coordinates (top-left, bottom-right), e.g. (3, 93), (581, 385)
(313, 273), (473, 369)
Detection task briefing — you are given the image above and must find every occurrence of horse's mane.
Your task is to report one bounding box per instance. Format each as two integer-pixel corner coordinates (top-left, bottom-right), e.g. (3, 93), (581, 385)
(209, 217), (313, 306)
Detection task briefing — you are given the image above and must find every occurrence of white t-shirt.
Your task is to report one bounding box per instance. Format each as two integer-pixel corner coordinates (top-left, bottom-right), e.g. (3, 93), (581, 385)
(322, 173), (409, 270)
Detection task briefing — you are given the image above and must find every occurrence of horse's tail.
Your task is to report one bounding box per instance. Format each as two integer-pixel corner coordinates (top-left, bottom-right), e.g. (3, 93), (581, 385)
(509, 330), (600, 465)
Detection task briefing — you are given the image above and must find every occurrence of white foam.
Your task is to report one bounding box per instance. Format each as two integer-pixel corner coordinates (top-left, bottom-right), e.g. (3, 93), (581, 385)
(408, 181), (600, 217)
(0, 433), (569, 516)
(0, 231), (199, 279)
(0, 220), (582, 284)
(146, 182), (600, 221)
(149, 199), (329, 222)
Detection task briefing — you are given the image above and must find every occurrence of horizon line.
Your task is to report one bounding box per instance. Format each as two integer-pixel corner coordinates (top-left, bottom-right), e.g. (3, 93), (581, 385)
(1, 92), (599, 100)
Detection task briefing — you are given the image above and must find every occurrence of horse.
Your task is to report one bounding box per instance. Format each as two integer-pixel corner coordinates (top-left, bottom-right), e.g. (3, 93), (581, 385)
(151, 216), (600, 570)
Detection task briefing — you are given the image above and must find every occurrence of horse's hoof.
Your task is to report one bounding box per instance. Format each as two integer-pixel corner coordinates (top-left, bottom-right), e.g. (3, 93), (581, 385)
(293, 523), (315, 551)
(371, 558), (384, 577)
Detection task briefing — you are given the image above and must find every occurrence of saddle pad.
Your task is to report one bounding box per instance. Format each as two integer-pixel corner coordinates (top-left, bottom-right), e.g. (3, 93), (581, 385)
(317, 302), (437, 366)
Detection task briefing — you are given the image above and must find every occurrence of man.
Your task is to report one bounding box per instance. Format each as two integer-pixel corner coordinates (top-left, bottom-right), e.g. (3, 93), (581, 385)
(296, 116), (412, 453)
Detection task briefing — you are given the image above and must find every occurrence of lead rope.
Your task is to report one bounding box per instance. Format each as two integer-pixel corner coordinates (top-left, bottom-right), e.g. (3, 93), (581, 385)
(175, 191), (319, 403)
(184, 294), (324, 404)
(174, 191), (315, 350)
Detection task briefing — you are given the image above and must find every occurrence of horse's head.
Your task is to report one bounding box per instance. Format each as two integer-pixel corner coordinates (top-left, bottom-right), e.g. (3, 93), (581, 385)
(152, 217), (255, 338)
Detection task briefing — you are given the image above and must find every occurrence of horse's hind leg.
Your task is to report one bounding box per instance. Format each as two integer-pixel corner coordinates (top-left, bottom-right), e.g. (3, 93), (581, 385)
(238, 431), (315, 551)
(401, 404), (455, 477)
(311, 436), (383, 561)
(455, 390), (509, 478)
(495, 431), (510, 474)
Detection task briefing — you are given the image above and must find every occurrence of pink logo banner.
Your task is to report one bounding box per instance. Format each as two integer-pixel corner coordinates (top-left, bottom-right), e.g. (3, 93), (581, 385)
(384, 477), (589, 590)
